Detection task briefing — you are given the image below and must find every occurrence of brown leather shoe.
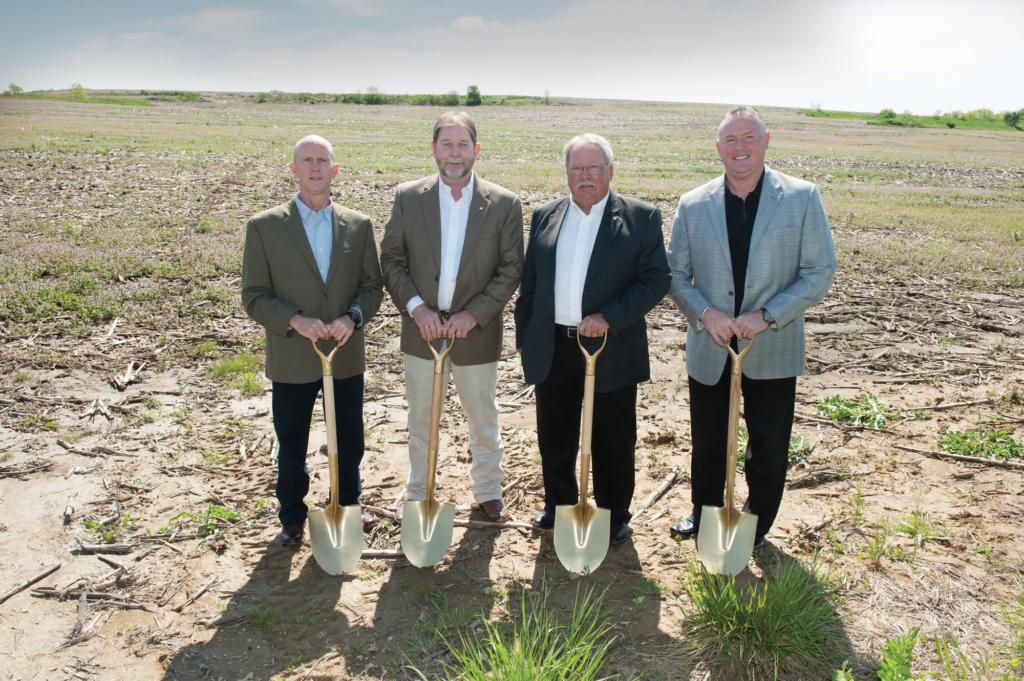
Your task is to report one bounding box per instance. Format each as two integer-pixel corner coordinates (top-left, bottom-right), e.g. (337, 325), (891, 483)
(280, 523), (304, 547)
(362, 509), (377, 530)
(479, 499), (509, 522)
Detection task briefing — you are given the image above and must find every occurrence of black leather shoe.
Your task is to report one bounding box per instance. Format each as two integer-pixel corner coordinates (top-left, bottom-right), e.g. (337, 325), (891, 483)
(669, 514), (698, 539)
(610, 522), (633, 545)
(753, 535), (766, 550)
(532, 510), (555, 529)
(280, 523), (304, 547)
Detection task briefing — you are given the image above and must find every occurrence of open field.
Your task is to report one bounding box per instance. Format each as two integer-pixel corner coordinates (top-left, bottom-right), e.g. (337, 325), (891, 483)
(1, 92), (1024, 680)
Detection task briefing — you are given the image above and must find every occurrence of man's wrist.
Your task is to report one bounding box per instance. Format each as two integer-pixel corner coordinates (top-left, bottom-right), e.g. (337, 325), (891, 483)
(698, 306), (711, 322)
(347, 309), (360, 326)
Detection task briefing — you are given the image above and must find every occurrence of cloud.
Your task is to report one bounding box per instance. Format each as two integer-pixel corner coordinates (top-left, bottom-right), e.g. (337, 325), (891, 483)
(120, 32), (163, 49)
(452, 15), (500, 31)
(300, 0), (404, 17)
(173, 8), (269, 39)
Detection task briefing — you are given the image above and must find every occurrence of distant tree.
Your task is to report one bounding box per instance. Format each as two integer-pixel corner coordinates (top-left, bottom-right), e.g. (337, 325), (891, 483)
(544, 89), (551, 105)
(465, 85), (482, 106)
(364, 86), (385, 105)
(1003, 109), (1023, 129)
(4, 83), (23, 96)
(443, 90), (459, 106)
(946, 122), (956, 129)
(878, 108), (896, 119)
(68, 82), (88, 102)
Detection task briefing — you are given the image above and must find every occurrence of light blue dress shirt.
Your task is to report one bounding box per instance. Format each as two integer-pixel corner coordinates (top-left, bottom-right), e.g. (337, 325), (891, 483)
(294, 193), (362, 325)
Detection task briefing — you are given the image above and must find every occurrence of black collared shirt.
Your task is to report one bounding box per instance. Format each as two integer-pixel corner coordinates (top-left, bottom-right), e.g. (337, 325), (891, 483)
(724, 170), (765, 317)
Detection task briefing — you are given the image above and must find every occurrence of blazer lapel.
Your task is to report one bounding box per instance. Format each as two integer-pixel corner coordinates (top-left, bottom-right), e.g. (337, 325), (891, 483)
(324, 205), (347, 286)
(747, 167), (782, 255)
(540, 198), (570, 281)
(419, 176), (442, 270)
(283, 199), (322, 281)
(705, 176), (732, 274)
(458, 181), (491, 273)
(583, 193), (621, 291)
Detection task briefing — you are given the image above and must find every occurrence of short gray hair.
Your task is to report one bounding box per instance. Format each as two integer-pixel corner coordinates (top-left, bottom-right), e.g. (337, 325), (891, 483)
(563, 133), (613, 169)
(718, 106), (766, 140)
(293, 135), (335, 164)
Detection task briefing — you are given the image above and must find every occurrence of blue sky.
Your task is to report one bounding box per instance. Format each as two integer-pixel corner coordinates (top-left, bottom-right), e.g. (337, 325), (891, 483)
(2, 0), (1021, 114)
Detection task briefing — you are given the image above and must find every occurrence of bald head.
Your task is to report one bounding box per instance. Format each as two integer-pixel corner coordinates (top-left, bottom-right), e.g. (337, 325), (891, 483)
(293, 135), (335, 165)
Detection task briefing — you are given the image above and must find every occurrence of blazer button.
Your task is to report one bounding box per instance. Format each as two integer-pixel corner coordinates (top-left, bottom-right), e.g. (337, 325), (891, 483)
(323, 293), (329, 299)
(728, 291), (734, 297)
(435, 276), (439, 282)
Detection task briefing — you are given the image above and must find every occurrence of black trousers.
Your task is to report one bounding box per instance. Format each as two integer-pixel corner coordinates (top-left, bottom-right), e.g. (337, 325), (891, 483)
(535, 332), (638, 524)
(272, 374), (364, 527)
(689, 356), (796, 536)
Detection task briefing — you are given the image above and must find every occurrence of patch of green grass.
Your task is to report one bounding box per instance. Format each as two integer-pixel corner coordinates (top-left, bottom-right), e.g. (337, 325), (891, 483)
(209, 353), (262, 377)
(681, 556), (843, 679)
(190, 341), (219, 359)
(297, 597), (330, 626)
(939, 429), (1023, 462)
(13, 371), (30, 382)
(245, 602), (285, 634)
(233, 371), (262, 396)
(895, 508), (948, 548)
(59, 218), (82, 237)
(0, 452), (10, 463)
(200, 446), (235, 465)
(17, 413), (59, 431)
(875, 627), (917, 680)
(171, 504), (239, 533)
(419, 584), (612, 681)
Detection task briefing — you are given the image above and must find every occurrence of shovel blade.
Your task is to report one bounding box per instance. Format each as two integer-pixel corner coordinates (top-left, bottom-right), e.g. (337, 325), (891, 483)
(308, 504), (364, 575)
(553, 504), (611, 574)
(696, 505), (758, 576)
(400, 499), (456, 567)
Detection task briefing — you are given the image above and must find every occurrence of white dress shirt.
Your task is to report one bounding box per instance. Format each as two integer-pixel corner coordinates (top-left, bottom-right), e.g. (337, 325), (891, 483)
(554, 192), (609, 326)
(294, 192), (362, 325)
(407, 173), (475, 315)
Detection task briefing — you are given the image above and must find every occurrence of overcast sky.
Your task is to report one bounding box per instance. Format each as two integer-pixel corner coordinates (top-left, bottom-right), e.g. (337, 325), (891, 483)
(2, 0), (1021, 114)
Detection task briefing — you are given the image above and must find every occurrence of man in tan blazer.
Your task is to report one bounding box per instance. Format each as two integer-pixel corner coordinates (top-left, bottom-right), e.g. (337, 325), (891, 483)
(380, 112), (524, 522)
(242, 134), (384, 547)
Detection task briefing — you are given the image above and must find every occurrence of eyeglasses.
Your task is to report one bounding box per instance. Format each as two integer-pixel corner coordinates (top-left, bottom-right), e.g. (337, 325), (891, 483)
(568, 164), (607, 177)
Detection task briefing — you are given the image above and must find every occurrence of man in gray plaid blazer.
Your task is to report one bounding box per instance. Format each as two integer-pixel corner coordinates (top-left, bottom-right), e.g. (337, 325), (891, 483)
(667, 106), (836, 549)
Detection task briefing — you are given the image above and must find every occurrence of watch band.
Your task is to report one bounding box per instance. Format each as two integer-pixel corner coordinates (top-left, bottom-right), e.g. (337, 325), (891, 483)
(347, 310), (360, 325)
(698, 306), (711, 322)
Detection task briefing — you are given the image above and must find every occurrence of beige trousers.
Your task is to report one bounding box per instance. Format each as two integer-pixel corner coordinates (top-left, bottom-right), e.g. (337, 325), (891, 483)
(403, 345), (504, 503)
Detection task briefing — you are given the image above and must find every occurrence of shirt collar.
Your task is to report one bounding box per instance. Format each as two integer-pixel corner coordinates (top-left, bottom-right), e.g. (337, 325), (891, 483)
(294, 193), (333, 219)
(438, 172), (475, 202)
(570, 191), (610, 222)
(724, 169), (765, 202)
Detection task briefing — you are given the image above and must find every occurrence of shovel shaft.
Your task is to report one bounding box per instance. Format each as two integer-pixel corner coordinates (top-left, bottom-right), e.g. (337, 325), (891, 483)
(312, 340), (342, 512)
(425, 339), (456, 504)
(724, 339), (754, 527)
(578, 373), (595, 509)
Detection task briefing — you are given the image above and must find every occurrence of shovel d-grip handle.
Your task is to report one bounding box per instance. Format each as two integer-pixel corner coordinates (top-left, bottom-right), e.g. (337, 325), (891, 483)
(310, 338), (341, 376)
(575, 331), (607, 511)
(425, 338), (456, 504)
(723, 338), (754, 526)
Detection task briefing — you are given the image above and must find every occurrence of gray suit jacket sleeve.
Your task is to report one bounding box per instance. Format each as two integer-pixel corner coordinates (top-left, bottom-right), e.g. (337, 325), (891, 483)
(667, 205), (714, 332)
(761, 184), (834, 328)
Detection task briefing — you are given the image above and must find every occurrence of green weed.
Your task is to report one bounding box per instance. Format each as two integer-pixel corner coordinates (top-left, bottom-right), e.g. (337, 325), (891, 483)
(939, 429), (1023, 461)
(13, 371), (29, 382)
(190, 341), (219, 359)
(209, 353), (262, 377)
(245, 602), (285, 634)
(233, 371), (262, 396)
(875, 627), (917, 680)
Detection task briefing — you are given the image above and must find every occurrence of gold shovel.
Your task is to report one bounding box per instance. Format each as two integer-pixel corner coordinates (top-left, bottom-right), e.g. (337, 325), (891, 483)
(697, 338), (759, 576)
(307, 339), (364, 575)
(400, 338), (457, 568)
(554, 331), (611, 574)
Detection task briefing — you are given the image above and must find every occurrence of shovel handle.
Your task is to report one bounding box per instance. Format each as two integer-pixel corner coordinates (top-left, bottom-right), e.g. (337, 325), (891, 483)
(311, 339), (341, 377)
(723, 338), (754, 525)
(576, 332), (606, 510)
(425, 338), (456, 503)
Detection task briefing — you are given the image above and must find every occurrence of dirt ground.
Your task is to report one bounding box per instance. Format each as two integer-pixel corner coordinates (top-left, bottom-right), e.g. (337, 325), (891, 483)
(1, 95), (1024, 680)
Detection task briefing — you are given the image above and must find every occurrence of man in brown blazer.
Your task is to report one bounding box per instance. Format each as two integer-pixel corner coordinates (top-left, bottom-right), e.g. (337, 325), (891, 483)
(242, 134), (384, 547)
(380, 112), (524, 522)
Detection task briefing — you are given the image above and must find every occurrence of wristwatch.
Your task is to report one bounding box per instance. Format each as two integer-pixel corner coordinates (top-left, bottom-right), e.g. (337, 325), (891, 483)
(761, 308), (776, 329)
(347, 310), (360, 326)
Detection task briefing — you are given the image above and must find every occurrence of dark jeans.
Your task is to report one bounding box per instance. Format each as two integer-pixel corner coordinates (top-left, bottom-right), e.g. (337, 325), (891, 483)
(535, 332), (638, 524)
(689, 356), (796, 536)
(272, 374), (364, 527)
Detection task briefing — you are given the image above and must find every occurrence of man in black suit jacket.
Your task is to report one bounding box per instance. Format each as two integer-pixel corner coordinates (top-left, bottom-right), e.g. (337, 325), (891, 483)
(514, 133), (670, 544)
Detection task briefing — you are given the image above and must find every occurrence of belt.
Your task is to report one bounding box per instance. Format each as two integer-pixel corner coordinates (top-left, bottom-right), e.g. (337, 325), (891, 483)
(554, 323), (578, 338)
